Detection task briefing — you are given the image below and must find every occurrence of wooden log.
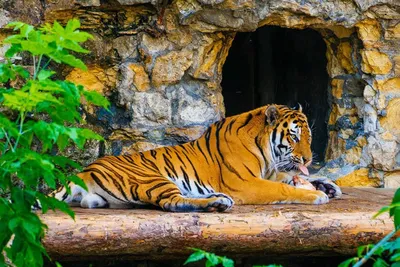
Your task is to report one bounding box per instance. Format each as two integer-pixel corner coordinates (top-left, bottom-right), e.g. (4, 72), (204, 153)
(39, 188), (395, 261)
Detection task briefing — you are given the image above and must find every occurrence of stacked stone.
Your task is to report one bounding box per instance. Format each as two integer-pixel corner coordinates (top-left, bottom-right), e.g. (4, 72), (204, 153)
(0, 0), (399, 187)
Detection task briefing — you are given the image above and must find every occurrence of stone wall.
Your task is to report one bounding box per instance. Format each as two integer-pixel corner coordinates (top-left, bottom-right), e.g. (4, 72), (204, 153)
(1, 0), (399, 187)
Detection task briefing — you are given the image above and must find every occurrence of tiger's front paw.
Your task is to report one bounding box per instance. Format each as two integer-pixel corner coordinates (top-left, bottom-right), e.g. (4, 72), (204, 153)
(309, 178), (342, 199)
(311, 190), (330, 205)
(205, 193), (234, 212)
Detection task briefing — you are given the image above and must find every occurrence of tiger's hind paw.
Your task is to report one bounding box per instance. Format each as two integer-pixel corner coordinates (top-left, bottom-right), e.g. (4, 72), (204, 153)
(205, 193), (234, 212)
(31, 200), (42, 211)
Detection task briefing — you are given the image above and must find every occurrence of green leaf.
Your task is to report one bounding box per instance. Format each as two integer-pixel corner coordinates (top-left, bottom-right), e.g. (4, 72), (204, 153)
(57, 53), (87, 70)
(357, 244), (373, 257)
(20, 24), (34, 38)
(373, 258), (389, 267)
(221, 257), (234, 267)
(35, 193), (74, 219)
(5, 44), (22, 58)
(68, 175), (88, 191)
(5, 22), (25, 31)
(391, 252), (400, 262)
(339, 257), (359, 267)
(61, 39), (90, 53)
(13, 65), (30, 79)
(205, 252), (219, 266)
(52, 21), (65, 36)
(82, 90), (110, 109)
(65, 18), (81, 33)
(37, 70), (56, 81)
(67, 31), (93, 43)
(8, 217), (22, 232)
(184, 251), (206, 265)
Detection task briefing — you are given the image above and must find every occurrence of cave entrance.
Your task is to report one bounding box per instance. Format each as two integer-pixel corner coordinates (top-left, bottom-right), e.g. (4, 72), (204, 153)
(221, 26), (329, 163)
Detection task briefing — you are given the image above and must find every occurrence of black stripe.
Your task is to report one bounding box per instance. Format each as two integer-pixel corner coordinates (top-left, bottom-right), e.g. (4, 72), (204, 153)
(146, 182), (170, 199)
(194, 182), (205, 195)
(163, 154), (179, 178)
(244, 164), (256, 177)
(156, 188), (180, 205)
(195, 140), (210, 165)
(236, 114), (252, 134)
(215, 120), (245, 181)
(150, 150), (157, 159)
(130, 184), (139, 201)
(90, 173), (126, 202)
(180, 167), (192, 191)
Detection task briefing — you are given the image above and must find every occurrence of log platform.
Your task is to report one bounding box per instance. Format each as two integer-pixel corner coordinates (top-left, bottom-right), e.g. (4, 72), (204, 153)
(40, 188), (395, 263)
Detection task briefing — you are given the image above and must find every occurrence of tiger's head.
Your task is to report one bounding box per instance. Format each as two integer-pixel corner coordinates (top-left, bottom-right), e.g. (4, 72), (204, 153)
(264, 104), (313, 175)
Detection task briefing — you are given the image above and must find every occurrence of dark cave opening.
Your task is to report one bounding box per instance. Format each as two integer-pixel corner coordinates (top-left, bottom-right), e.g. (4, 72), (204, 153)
(221, 26), (329, 163)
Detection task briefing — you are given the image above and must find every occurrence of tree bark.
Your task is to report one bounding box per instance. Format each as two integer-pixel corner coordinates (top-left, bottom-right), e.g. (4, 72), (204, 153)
(39, 187), (395, 261)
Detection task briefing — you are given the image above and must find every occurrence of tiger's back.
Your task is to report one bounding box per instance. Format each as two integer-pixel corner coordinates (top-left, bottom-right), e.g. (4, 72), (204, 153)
(54, 105), (331, 212)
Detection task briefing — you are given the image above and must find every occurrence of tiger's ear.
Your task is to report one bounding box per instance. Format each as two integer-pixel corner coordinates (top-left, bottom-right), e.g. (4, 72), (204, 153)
(265, 105), (280, 126)
(292, 103), (302, 112)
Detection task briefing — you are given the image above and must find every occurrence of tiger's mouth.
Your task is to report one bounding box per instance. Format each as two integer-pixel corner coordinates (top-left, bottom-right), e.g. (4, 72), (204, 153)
(276, 161), (310, 176)
(298, 164), (309, 176)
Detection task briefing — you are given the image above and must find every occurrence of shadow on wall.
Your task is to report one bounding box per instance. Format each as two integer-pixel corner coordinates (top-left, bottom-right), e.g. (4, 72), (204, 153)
(222, 26), (329, 163)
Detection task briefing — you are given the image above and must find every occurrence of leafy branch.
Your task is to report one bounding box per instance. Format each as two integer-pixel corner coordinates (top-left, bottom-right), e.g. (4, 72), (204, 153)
(0, 19), (109, 267)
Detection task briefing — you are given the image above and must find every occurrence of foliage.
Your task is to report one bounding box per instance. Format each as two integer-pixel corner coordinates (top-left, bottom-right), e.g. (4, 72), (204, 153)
(0, 19), (109, 267)
(339, 188), (400, 267)
(184, 248), (282, 267)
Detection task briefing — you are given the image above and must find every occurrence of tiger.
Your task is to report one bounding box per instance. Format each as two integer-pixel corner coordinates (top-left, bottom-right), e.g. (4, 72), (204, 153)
(52, 104), (342, 212)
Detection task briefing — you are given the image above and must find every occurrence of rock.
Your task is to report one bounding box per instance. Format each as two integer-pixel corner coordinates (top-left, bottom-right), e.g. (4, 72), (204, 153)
(363, 104), (378, 133)
(116, 0), (157, 4)
(152, 50), (193, 87)
(345, 146), (362, 165)
(367, 135), (399, 171)
(121, 141), (165, 155)
(197, 0), (225, 5)
(385, 22), (400, 39)
(190, 36), (223, 80)
(335, 168), (381, 187)
(343, 77), (364, 97)
(112, 36), (139, 60)
(131, 92), (172, 127)
(130, 63), (151, 92)
(355, 19), (381, 47)
(197, 9), (244, 29)
(379, 98), (400, 139)
(376, 78), (400, 94)
(324, 25), (355, 38)
(66, 65), (116, 94)
(172, 86), (219, 125)
(394, 55), (400, 76)
(109, 128), (146, 141)
(116, 62), (151, 111)
(0, 9), (11, 28)
(337, 42), (355, 73)
(0, 32), (10, 61)
(331, 79), (344, 99)
(384, 171), (400, 189)
(325, 42), (346, 77)
(363, 85), (376, 104)
(165, 126), (206, 142)
(75, 0), (101, 6)
(139, 33), (174, 72)
(361, 50), (393, 74)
